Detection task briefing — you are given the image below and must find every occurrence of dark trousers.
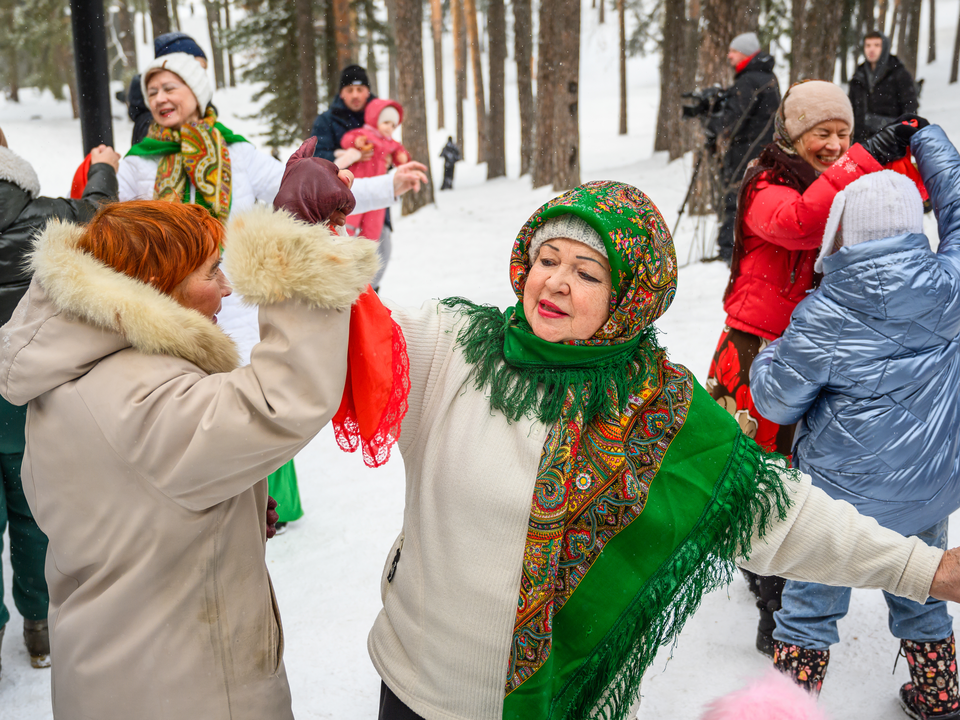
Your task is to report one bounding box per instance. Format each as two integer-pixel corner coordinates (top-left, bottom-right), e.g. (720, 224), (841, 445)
(379, 682), (425, 720)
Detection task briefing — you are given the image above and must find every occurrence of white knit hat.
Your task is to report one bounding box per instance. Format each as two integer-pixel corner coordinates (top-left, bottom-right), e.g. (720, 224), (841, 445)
(141, 52), (214, 116)
(530, 214), (608, 261)
(815, 170), (924, 273)
(729, 32), (761, 56)
(378, 106), (400, 127)
(782, 81), (854, 143)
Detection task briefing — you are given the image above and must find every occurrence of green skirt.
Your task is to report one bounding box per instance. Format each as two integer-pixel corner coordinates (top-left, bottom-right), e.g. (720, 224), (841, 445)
(267, 459), (303, 523)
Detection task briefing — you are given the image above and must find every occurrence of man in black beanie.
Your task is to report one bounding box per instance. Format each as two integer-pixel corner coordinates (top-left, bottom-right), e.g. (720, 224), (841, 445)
(311, 64), (376, 163)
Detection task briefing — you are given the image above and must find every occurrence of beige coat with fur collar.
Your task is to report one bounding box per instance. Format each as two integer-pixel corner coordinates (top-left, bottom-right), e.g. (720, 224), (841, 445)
(0, 206), (378, 720)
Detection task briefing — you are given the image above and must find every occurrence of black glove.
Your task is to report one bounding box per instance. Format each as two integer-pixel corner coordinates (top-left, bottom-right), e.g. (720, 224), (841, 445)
(266, 496), (280, 540)
(861, 114), (930, 165)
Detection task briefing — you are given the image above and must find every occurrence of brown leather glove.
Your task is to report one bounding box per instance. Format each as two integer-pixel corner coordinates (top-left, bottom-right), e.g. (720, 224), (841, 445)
(273, 137), (356, 224)
(266, 495), (280, 539)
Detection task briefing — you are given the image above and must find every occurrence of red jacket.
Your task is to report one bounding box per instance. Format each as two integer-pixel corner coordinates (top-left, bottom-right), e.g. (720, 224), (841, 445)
(341, 98), (410, 180)
(724, 144), (883, 340)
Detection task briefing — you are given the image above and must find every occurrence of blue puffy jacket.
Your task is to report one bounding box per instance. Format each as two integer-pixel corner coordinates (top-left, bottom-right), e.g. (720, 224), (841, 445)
(750, 125), (960, 535)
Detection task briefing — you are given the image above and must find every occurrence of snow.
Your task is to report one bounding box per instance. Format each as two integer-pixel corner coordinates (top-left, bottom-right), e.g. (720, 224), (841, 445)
(1, 2), (960, 718)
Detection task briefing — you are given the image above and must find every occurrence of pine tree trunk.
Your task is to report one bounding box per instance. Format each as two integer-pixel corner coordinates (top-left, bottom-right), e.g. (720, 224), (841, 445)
(599, 0), (604, 23)
(394, 0), (435, 213)
(116, 2), (138, 75)
(951, 0), (960, 82)
(531, 0), (557, 188)
(364, 1), (379, 96)
(334, 0), (353, 70)
(839, 0), (856, 83)
(513, 0), (535, 174)
(791, 0), (844, 82)
(204, 0), (225, 89)
(452, 0), (467, 155)
(149, 0), (172, 37)
(462, 0), (487, 163)
(296, 0), (318, 138)
(224, 0), (236, 87)
(890, 0), (901, 43)
(323, 0), (338, 101)
(552, 0), (580, 191)
(172, 0), (181, 31)
(928, 0), (936, 63)
(619, 0), (626, 135)
(878, 0), (888, 32)
(861, 0), (876, 34)
(430, 0), (444, 130)
(655, 0), (686, 158)
(387, 0), (398, 100)
(898, 0), (921, 75)
(486, 0), (506, 178)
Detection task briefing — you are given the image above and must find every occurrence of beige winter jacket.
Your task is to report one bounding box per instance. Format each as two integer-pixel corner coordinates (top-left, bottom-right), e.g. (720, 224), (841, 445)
(0, 207), (378, 720)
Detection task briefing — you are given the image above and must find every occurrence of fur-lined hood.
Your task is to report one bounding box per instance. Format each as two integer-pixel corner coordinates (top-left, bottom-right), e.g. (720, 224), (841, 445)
(0, 205), (379, 404)
(0, 146), (40, 198)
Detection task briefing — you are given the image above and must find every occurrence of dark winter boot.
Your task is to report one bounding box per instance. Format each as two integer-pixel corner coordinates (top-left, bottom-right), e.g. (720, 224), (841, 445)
(23, 618), (50, 669)
(899, 635), (960, 719)
(773, 640), (830, 696)
(741, 569), (785, 657)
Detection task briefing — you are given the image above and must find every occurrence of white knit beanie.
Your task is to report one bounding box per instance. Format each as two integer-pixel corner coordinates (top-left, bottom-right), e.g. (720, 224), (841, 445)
(530, 214), (607, 261)
(729, 32), (761, 56)
(815, 170), (924, 273)
(378, 106), (400, 127)
(141, 52), (214, 115)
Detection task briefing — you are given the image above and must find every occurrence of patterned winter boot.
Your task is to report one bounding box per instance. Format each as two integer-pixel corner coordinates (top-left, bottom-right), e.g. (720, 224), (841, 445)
(899, 635), (960, 719)
(23, 618), (50, 669)
(773, 640), (830, 696)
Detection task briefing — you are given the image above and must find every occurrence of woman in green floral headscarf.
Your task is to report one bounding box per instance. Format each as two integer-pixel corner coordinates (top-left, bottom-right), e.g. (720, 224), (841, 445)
(366, 180), (960, 720)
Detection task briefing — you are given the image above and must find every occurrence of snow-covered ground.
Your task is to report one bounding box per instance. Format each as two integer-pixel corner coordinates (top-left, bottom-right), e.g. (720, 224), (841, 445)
(1, 2), (960, 718)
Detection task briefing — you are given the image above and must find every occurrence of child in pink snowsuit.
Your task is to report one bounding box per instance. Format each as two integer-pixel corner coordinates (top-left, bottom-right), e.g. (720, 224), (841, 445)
(341, 98), (410, 240)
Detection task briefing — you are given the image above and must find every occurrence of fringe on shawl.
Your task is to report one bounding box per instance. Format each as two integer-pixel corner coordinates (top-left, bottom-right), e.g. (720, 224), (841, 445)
(439, 297), (662, 426)
(551, 434), (792, 720)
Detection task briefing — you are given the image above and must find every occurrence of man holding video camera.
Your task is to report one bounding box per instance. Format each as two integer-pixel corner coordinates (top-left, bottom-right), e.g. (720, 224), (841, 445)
(704, 32), (780, 264)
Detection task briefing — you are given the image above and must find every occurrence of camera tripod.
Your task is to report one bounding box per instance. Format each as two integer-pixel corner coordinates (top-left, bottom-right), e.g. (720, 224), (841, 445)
(674, 147), (725, 268)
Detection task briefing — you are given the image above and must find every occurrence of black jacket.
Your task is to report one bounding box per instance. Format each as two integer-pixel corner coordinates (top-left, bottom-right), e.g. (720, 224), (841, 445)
(707, 52), (780, 183)
(310, 95), (374, 161)
(849, 54), (918, 143)
(0, 149), (117, 324)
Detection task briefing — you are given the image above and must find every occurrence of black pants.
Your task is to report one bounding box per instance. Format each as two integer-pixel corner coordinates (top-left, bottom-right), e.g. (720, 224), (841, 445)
(379, 682), (425, 720)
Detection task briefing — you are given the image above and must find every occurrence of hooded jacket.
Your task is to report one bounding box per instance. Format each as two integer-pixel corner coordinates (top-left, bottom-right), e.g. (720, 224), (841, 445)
(0, 206), (378, 719)
(0, 147), (116, 325)
(849, 34), (919, 143)
(341, 98), (409, 180)
(749, 125), (960, 535)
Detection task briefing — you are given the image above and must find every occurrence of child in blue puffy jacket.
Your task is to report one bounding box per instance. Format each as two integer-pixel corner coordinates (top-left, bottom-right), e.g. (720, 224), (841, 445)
(750, 124), (960, 717)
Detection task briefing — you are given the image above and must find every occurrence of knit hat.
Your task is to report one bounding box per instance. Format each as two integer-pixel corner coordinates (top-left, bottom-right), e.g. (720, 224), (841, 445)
(815, 170), (924, 272)
(530, 213), (608, 262)
(339, 64), (370, 90)
(729, 32), (761, 56)
(154, 32), (207, 60)
(378, 106), (400, 127)
(778, 80), (854, 144)
(141, 52), (214, 115)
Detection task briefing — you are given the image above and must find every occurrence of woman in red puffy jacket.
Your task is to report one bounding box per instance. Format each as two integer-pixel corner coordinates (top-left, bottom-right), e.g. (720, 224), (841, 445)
(706, 79), (921, 658)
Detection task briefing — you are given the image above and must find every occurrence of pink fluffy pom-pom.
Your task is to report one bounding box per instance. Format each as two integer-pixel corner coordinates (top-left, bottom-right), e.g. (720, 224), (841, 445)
(699, 669), (829, 720)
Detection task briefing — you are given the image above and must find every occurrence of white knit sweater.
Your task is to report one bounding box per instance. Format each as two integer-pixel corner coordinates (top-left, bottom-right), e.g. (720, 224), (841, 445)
(370, 300), (943, 720)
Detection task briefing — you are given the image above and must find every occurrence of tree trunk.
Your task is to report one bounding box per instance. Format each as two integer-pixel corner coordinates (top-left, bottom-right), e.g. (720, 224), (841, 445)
(430, 0), (444, 130)
(116, 2), (138, 75)
(149, 0), (172, 37)
(552, 0), (580, 191)
(514, 0), (535, 174)
(655, 0), (687, 158)
(861, 0), (876, 34)
(204, 0), (225, 89)
(897, 0), (921, 75)
(452, 0), (467, 155)
(531, 0), (557, 188)
(171, 0), (181, 31)
(462, 0), (487, 163)
(839, 0), (856, 83)
(928, 0), (936, 63)
(599, 0), (605, 23)
(55, 42), (80, 119)
(334, 0), (354, 70)
(791, 0), (845, 82)
(952, 0), (960, 82)
(878, 0), (888, 32)
(224, 0), (236, 87)
(364, 1), (379, 96)
(296, 0), (319, 138)
(6, 42), (18, 102)
(486, 0), (506, 178)
(323, 0), (338, 101)
(889, 0), (901, 42)
(619, 0), (626, 135)
(387, 0), (398, 100)
(394, 0), (435, 213)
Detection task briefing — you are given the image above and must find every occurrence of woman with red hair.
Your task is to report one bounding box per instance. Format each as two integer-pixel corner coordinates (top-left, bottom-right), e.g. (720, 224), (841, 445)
(0, 161), (377, 719)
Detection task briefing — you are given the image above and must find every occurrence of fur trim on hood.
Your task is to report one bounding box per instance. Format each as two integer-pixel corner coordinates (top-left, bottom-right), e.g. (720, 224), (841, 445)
(224, 205), (380, 309)
(0, 146), (40, 198)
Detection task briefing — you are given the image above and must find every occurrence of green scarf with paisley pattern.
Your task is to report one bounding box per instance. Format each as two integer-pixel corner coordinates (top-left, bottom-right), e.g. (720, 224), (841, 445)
(443, 182), (791, 720)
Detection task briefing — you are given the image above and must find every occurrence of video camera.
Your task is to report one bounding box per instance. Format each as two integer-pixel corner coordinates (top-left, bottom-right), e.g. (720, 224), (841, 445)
(682, 86), (728, 120)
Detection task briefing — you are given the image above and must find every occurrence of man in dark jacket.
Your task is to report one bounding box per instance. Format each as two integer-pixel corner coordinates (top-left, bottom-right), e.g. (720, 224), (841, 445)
(849, 31), (919, 144)
(0, 132), (117, 676)
(311, 65), (376, 163)
(706, 32), (780, 263)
